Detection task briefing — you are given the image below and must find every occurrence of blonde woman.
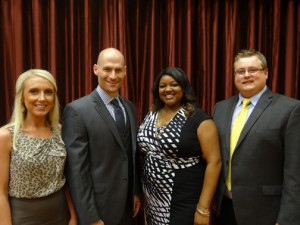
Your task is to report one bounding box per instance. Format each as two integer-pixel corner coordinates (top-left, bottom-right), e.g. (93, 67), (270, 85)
(0, 69), (77, 225)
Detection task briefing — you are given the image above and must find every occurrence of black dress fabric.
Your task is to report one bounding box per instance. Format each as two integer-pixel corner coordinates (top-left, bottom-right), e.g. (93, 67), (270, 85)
(137, 108), (210, 225)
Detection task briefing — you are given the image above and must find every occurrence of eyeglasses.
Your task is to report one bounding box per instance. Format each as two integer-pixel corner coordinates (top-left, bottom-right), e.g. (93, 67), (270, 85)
(235, 68), (265, 76)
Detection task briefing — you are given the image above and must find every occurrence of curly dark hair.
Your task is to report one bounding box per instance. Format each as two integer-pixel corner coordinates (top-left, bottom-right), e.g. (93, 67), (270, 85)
(151, 67), (197, 117)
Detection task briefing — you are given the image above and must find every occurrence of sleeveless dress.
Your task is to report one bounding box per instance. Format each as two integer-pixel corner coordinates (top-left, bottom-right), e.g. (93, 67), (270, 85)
(137, 108), (211, 225)
(8, 127), (70, 225)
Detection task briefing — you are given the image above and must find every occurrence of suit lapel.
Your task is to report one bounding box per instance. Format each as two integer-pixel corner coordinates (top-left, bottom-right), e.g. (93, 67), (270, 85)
(224, 96), (239, 159)
(234, 89), (273, 153)
(120, 97), (136, 152)
(90, 90), (125, 148)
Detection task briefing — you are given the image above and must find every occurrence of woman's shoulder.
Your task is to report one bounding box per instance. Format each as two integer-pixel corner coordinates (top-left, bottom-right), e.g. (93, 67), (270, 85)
(183, 108), (211, 127)
(52, 125), (63, 139)
(0, 127), (11, 137)
(190, 108), (211, 120)
(0, 127), (12, 150)
(143, 110), (157, 118)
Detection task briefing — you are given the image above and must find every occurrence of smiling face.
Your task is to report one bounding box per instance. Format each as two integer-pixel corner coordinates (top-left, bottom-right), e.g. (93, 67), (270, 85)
(158, 75), (183, 109)
(93, 48), (126, 97)
(234, 56), (268, 98)
(22, 76), (55, 120)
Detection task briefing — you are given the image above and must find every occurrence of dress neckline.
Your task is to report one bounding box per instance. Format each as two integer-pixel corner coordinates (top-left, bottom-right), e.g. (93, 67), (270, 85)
(20, 128), (53, 140)
(154, 108), (183, 139)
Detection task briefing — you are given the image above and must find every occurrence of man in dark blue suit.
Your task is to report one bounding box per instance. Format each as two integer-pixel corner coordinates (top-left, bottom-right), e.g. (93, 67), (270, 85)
(62, 48), (141, 225)
(213, 49), (300, 225)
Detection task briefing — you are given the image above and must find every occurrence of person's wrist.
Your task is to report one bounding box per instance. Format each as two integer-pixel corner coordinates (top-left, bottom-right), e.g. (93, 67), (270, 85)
(196, 206), (210, 217)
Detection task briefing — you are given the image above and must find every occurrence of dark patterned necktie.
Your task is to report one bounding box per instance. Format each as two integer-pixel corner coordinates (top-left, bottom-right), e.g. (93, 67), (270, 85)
(111, 99), (125, 133)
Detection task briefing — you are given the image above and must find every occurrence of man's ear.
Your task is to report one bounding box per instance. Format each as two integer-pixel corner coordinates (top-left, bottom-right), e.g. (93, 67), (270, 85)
(93, 64), (98, 75)
(265, 68), (268, 79)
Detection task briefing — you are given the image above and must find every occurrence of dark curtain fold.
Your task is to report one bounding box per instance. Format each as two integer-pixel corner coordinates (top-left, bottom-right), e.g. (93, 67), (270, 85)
(1, 0), (299, 130)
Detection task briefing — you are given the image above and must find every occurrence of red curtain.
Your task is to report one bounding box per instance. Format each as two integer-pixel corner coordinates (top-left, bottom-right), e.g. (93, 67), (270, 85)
(0, 1), (299, 224)
(1, 0), (299, 126)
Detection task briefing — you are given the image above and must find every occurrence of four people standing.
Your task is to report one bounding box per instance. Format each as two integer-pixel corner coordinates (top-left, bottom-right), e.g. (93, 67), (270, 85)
(62, 48), (141, 225)
(137, 67), (221, 225)
(213, 49), (300, 225)
(1, 49), (299, 225)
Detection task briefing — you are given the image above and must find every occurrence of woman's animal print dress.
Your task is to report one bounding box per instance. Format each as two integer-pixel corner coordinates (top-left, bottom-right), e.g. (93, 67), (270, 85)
(8, 127), (66, 198)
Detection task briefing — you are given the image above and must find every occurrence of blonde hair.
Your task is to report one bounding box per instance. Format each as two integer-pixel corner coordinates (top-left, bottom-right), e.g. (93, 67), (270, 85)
(234, 49), (268, 70)
(2, 69), (60, 149)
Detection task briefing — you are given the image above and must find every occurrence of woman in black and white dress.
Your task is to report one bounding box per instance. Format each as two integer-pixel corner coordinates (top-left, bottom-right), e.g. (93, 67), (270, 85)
(137, 67), (221, 225)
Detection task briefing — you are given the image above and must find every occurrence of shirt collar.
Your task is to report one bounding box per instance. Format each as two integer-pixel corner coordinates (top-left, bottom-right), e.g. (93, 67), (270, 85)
(237, 85), (267, 107)
(96, 86), (120, 105)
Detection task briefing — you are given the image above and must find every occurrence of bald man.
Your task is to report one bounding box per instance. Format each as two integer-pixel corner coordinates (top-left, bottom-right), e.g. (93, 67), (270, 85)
(62, 48), (141, 225)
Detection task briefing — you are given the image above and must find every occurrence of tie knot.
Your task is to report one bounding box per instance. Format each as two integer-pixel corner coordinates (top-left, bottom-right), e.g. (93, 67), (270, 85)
(111, 99), (120, 108)
(242, 98), (251, 107)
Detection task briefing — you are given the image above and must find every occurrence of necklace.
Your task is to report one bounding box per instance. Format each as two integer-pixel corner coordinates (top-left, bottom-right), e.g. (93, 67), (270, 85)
(154, 124), (167, 139)
(154, 108), (182, 139)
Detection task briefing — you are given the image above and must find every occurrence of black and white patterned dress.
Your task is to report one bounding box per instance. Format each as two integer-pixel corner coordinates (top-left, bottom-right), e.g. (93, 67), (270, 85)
(137, 107), (211, 225)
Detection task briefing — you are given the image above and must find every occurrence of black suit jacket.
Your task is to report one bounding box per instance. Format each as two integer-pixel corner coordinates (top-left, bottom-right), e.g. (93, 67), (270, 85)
(62, 90), (139, 225)
(213, 88), (300, 225)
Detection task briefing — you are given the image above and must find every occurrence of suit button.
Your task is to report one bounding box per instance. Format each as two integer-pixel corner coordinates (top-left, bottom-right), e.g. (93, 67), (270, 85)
(123, 157), (127, 161)
(123, 178), (128, 183)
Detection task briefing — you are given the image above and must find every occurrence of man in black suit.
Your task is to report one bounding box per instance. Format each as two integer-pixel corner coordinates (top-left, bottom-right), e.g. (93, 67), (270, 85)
(213, 49), (300, 225)
(62, 48), (141, 225)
